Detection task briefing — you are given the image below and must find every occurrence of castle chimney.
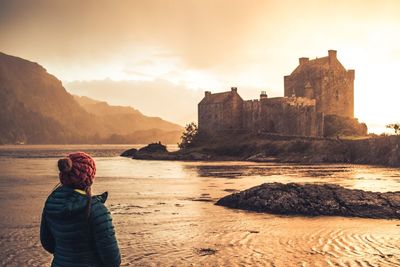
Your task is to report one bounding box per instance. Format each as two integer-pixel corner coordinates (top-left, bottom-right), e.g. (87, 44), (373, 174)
(205, 91), (211, 97)
(299, 57), (309, 65)
(328, 50), (337, 63)
(231, 87), (237, 93)
(347, 69), (355, 80)
(260, 91), (268, 100)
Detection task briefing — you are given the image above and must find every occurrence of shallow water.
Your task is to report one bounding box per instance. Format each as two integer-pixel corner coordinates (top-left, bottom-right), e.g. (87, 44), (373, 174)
(0, 145), (399, 266)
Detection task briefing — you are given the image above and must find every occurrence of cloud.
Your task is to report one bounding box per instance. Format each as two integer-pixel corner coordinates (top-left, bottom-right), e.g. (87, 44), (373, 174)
(0, 0), (270, 69)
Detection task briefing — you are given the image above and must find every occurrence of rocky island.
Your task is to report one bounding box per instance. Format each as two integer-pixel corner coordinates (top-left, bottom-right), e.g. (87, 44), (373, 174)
(121, 50), (400, 166)
(216, 182), (400, 219)
(121, 133), (400, 167)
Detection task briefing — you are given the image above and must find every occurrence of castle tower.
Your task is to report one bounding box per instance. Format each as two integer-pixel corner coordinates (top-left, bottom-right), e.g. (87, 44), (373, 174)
(284, 50), (354, 118)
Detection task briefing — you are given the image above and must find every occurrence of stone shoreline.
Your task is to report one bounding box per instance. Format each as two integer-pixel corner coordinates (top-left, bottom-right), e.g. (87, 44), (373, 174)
(121, 135), (400, 167)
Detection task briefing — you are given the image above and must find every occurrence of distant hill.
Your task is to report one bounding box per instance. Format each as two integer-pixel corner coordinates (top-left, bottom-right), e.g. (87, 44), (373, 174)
(73, 95), (182, 135)
(0, 52), (183, 144)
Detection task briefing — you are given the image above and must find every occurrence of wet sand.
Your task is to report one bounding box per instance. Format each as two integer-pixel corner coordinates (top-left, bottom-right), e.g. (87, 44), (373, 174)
(0, 146), (399, 266)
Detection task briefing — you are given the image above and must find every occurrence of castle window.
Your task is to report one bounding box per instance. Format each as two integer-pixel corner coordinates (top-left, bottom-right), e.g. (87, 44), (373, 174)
(269, 120), (276, 132)
(336, 90), (339, 101)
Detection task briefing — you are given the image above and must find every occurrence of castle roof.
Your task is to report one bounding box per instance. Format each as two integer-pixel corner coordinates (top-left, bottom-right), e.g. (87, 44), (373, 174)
(290, 56), (330, 75)
(290, 50), (347, 76)
(199, 91), (237, 105)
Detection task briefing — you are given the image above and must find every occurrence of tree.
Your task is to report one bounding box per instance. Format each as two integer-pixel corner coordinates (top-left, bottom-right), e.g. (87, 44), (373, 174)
(386, 123), (400, 135)
(178, 122), (198, 149)
(323, 115), (368, 137)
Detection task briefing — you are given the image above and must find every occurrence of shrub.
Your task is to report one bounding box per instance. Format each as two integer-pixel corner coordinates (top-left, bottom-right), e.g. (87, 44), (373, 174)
(178, 122), (199, 149)
(386, 124), (400, 135)
(287, 140), (311, 153)
(324, 115), (368, 137)
(262, 143), (281, 156)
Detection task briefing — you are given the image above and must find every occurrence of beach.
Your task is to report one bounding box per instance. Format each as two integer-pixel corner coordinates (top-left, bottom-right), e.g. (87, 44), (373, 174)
(0, 145), (399, 266)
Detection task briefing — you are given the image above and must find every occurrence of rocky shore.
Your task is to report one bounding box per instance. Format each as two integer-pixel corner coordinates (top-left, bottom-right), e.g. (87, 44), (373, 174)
(121, 142), (212, 160)
(121, 134), (400, 167)
(216, 182), (400, 219)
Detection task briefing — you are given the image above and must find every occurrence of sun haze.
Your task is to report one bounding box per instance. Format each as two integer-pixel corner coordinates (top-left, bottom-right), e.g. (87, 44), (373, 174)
(1, 0), (399, 132)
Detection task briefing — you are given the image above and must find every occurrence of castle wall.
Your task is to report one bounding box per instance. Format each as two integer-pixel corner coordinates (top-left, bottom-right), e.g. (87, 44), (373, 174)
(258, 97), (323, 137)
(222, 93), (243, 130)
(315, 64), (354, 118)
(241, 97), (324, 137)
(199, 95), (324, 137)
(198, 102), (224, 134)
(243, 100), (261, 131)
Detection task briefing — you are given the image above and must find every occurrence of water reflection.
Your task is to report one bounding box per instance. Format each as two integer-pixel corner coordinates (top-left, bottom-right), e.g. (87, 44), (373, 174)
(186, 164), (250, 178)
(184, 163), (358, 180)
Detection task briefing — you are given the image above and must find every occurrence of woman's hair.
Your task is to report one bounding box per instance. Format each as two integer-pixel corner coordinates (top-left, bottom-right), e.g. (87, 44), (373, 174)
(84, 186), (92, 220)
(58, 158), (73, 173)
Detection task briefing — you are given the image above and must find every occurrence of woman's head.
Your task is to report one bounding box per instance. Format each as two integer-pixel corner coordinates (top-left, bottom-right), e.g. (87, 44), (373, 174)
(58, 152), (96, 190)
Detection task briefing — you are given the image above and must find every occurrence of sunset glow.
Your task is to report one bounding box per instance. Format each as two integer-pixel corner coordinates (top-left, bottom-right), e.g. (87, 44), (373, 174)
(1, 0), (399, 132)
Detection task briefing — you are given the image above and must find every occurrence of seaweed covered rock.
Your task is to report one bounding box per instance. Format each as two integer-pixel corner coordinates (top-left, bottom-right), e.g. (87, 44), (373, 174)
(216, 183), (400, 219)
(138, 142), (168, 154)
(120, 148), (137, 157)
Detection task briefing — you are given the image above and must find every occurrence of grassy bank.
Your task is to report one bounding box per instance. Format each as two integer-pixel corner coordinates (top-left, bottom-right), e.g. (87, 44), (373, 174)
(176, 133), (400, 167)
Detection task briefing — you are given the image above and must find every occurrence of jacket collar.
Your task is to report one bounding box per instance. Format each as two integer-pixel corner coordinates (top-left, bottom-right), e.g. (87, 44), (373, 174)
(74, 189), (86, 195)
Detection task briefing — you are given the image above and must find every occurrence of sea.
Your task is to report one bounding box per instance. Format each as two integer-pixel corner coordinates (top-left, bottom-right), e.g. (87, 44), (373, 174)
(0, 145), (399, 267)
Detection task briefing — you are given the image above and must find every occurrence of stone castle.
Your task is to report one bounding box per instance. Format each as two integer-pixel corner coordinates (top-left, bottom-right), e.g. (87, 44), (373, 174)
(198, 50), (357, 137)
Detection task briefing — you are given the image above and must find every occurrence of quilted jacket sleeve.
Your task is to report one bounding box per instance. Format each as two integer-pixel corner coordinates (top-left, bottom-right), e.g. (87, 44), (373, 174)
(40, 211), (55, 254)
(90, 201), (121, 267)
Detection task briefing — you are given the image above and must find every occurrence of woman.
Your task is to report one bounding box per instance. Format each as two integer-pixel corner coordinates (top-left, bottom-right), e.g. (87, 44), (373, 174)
(40, 152), (121, 267)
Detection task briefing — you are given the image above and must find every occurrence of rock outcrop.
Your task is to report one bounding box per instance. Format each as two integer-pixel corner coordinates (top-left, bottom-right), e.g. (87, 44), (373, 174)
(120, 148), (138, 157)
(138, 142), (168, 154)
(122, 143), (212, 161)
(124, 143), (171, 160)
(216, 182), (400, 219)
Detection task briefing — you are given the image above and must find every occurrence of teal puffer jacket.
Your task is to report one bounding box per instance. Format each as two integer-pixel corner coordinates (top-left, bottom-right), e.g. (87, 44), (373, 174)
(40, 185), (121, 267)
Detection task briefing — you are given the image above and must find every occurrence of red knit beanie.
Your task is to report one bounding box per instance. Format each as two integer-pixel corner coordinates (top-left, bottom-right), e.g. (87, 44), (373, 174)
(58, 152), (96, 190)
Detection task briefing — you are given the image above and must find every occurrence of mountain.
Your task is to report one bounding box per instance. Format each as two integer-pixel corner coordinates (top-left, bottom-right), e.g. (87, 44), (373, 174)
(0, 52), (183, 144)
(73, 95), (182, 135)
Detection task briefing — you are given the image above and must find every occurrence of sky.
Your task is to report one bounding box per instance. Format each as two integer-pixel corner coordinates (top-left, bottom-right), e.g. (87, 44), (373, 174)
(1, 0), (399, 133)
